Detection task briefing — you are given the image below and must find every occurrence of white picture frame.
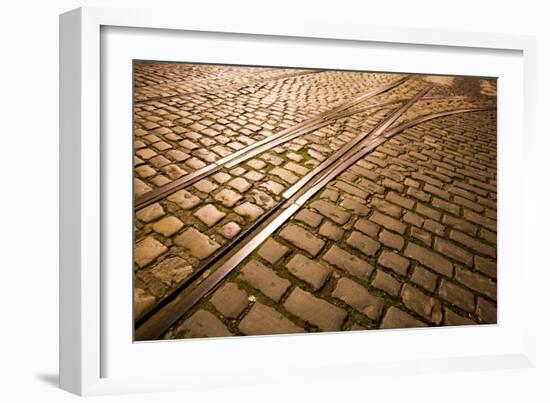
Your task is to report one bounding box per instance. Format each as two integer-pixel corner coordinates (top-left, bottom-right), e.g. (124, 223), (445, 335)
(59, 6), (537, 396)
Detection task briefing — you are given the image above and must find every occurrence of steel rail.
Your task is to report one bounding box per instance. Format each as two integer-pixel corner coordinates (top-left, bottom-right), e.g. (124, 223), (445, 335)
(281, 84), (434, 199)
(134, 84), (433, 341)
(293, 106), (496, 206)
(339, 95), (486, 119)
(133, 98), (408, 333)
(135, 104), (495, 341)
(221, 77), (412, 168)
(134, 76), (410, 210)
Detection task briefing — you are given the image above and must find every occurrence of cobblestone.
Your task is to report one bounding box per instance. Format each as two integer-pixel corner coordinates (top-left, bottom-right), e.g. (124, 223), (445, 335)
(136, 203), (165, 223)
(135, 165), (157, 179)
(239, 303), (304, 335)
(239, 260), (290, 302)
(286, 254), (330, 290)
(442, 214), (477, 236)
(319, 221), (344, 241)
(259, 180), (285, 195)
(150, 256), (193, 286)
(346, 231), (381, 257)
(372, 270), (401, 297)
(271, 167), (299, 184)
(174, 228), (220, 259)
(167, 149), (190, 162)
(340, 197), (370, 216)
(136, 148), (157, 160)
(217, 221), (241, 239)
(234, 202), (265, 221)
(212, 172), (231, 184)
(424, 184), (450, 200)
(294, 209), (323, 228)
(416, 203), (441, 221)
(443, 308), (477, 326)
(332, 277), (384, 320)
(134, 65), (497, 339)
(176, 310), (233, 338)
(377, 251), (410, 276)
(432, 198), (460, 215)
(410, 266), (438, 292)
(357, 178), (384, 194)
(406, 187), (430, 203)
(476, 297), (497, 323)
(450, 230), (497, 258)
(193, 204), (226, 227)
(280, 223), (325, 257)
(379, 230), (405, 250)
(284, 162), (309, 176)
(333, 181), (369, 199)
(438, 279), (475, 313)
(258, 239), (290, 264)
(210, 282), (249, 319)
(310, 200), (351, 225)
(135, 288), (156, 320)
(423, 219), (445, 236)
(404, 243), (453, 277)
(402, 211), (424, 227)
(463, 209), (496, 232)
(135, 236), (167, 268)
(370, 211), (407, 235)
(162, 164), (187, 179)
(227, 177), (252, 193)
(151, 216), (184, 237)
(354, 218), (380, 237)
(248, 190), (275, 210)
(474, 256), (497, 279)
(479, 228), (497, 245)
(284, 288), (347, 331)
(434, 238), (473, 266)
(213, 188), (242, 207)
(323, 245), (373, 279)
(455, 267), (497, 300)
(380, 307), (427, 329)
(244, 170), (265, 182)
(247, 159), (266, 170)
(401, 284), (443, 324)
(167, 189), (201, 210)
(371, 198), (402, 218)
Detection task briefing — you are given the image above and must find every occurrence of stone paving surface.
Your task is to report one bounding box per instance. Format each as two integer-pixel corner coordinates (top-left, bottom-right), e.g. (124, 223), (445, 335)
(132, 63), (411, 195)
(132, 62), (497, 339)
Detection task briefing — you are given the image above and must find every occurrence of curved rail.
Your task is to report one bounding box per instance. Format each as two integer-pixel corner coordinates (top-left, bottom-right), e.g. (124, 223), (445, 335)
(135, 76), (409, 210)
(132, 87), (500, 341)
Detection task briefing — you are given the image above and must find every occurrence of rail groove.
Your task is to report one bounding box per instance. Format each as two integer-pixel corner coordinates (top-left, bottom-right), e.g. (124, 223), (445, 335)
(132, 86), (499, 341)
(134, 84), (427, 339)
(135, 76), (409, 210)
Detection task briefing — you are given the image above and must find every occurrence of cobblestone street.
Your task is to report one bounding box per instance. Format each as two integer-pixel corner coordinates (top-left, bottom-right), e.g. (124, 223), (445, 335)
(132, 62), (497, 340)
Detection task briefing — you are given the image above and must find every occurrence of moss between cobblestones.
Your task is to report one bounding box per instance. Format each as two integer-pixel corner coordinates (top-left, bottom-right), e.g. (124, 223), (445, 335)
(252, 243), (324, 294)
(230, 277), (314, 332)
(145, 88), (496, 339)
(251, 227), (386, 330)
(294, 147), (312, 161)
(202, 300), (247, 336)
(347, 310), (376, 329)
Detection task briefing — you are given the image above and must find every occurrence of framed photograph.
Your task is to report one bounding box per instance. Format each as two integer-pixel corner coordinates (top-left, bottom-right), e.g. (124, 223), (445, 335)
(60, 6), (536, 396)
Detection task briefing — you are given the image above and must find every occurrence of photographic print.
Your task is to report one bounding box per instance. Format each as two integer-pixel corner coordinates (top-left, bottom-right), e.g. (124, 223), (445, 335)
(132, 62), (497, 341)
